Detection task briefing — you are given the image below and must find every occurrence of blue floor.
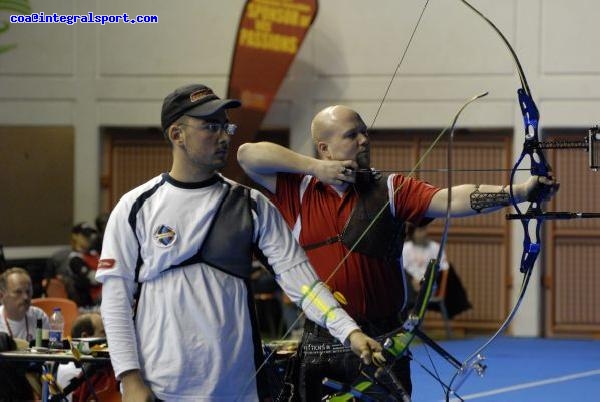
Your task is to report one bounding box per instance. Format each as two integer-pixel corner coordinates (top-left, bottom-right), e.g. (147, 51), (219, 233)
(410, 336), (600, 402)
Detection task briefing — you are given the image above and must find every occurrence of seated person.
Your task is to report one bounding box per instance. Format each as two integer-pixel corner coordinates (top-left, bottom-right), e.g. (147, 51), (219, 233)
(0, 267), (50, 399)
(0, 267), (50, 342)
(251, 260), (303, 338)
(66, 223), (102, 306)
(402, 225), (472, 317)
(402, 224), (449, 306)
(57, 312), (116, 401)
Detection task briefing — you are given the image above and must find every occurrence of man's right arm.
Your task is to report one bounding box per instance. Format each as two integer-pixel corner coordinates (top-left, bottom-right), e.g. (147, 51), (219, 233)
(101, 277), (155, 401)
(96, 201), (154, 399)
(99, 278), (141, 376)
(237, 142), (357, 193)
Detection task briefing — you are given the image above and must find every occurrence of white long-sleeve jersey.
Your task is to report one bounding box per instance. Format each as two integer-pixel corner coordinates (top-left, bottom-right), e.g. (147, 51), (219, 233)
(96, 173), (360, 401)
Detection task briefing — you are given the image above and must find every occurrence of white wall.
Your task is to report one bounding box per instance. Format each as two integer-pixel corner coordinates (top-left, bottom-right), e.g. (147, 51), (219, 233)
(2, 0), (599, 335)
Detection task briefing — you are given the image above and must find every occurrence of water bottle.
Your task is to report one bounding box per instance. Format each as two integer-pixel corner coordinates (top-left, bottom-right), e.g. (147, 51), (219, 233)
(49, 307), (64, 349)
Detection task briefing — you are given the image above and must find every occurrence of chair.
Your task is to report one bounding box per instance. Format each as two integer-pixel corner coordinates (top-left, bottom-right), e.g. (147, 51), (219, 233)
(31, 297), (79, 337)
(428, 269), (452, 338)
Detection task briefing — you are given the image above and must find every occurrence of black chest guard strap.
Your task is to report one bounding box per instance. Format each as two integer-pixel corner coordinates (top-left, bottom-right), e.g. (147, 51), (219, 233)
(303, 174), (406, 260)
(169, 182), (255, 279)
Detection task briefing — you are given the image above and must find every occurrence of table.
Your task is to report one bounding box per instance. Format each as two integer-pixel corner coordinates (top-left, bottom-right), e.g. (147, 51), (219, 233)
(0, 349), (111, 401)
(0, 349), (110, 363)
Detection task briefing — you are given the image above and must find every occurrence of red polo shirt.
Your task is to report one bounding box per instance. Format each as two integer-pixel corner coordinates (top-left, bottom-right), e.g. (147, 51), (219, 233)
(268, 173), (440, 322)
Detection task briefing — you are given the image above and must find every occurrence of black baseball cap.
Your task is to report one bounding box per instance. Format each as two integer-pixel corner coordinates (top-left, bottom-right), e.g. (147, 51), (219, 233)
(71, 222), (98, 239)
(161, 84), (241, 132)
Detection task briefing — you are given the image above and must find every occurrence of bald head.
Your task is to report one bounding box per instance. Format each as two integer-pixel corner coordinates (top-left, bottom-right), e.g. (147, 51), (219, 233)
(311, 105), (363, 144)
(310, 105), (370, 167)
(71, 312), (105, 338)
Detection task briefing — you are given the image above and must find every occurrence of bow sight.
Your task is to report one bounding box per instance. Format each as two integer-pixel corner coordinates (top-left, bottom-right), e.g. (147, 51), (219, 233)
(532, 125), (600, 171)
(506, 126), (600, 226)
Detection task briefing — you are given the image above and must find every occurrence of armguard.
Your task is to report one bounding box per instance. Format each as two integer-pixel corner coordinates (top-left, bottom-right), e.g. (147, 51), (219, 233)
(470, 185), (511, 213)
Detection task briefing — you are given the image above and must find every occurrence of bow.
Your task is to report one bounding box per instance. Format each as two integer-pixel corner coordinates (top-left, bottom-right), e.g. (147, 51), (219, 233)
(441, 1), (551, 398)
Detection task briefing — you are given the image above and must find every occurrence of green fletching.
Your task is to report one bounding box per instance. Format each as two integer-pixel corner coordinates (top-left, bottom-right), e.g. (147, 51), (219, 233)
(329, 381), (374, 401)
(385, 332), (415, 357)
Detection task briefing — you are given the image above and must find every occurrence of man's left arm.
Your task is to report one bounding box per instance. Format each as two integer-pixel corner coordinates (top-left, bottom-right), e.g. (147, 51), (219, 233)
(426, 175), (558, 218)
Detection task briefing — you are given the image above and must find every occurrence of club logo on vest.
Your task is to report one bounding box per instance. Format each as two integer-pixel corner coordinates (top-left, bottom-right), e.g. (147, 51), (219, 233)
(153, 224), (177, 247)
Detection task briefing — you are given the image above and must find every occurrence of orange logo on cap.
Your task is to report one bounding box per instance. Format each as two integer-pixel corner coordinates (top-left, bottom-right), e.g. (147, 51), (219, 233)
(190, 88), (213, 102)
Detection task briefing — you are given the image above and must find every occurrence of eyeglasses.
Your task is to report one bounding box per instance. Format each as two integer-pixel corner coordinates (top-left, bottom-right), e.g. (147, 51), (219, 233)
(179, 122), (238, 136)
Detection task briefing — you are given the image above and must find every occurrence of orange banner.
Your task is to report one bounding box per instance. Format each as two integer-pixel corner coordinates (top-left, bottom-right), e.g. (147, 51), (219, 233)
(224, 0), (318, 182)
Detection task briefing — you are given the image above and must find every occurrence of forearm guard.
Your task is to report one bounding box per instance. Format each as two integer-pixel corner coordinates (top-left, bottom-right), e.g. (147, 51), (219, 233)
(470, 185), (511, 213)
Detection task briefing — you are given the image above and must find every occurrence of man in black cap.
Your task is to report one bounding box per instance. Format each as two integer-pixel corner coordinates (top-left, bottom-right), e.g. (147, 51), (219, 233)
(96, 84), (382, 401)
